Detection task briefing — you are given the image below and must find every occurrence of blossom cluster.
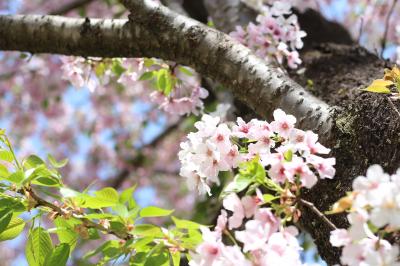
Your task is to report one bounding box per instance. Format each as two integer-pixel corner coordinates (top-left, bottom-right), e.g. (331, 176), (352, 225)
(61, 56), (208, 117)
(178, 109), (335, 195)
(330, 165), (400, 266)
(189, 193), (303, 266)
(230, 1), (306, 68)
(148, 66), (209, 116)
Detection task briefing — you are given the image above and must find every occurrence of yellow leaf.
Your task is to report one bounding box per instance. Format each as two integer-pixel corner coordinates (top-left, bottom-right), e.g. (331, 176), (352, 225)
(326, 195), (353, 214)
(362, 79), (393, 94)
(384, 66), (400, 82)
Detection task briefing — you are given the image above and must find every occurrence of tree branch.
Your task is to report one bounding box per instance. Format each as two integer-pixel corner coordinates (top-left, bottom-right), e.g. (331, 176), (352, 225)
(298, 198), (337, 231)
(25, 187), (133, 240)
(0, 1), (332, 137)
(50, 0), (96, 15)
(381, 0), (398, 58)
(110, 121), (181, 188)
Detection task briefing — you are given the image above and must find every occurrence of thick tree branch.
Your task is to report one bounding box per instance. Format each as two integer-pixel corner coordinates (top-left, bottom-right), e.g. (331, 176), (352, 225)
(0, 3), (333, 137)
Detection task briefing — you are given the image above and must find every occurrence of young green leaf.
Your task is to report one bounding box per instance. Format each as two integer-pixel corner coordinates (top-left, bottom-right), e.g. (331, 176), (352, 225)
(80, 187), (119, 209)
(0, 164), (9, 179)
(26, 227), (53, 266)
(0, 208), (12, 234)
(47, 154), (68, 168)
(23, 155), (45, 169)
(7, 170), (24, 184)
(0, 217), (25, 241)
(140, 206), (174, 218)
(284, 149), (293, 162)
(0, 149), (14, 163)
(139, 71), (155, 81)
(171, 216), (202, 230)
(44, 243), (70, 266)
(131, 224), (163, 237)
(111, 59), (126, 77)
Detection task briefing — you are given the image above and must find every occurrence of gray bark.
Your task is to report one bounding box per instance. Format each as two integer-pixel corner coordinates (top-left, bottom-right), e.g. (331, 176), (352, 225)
(0, 1), (332, 137)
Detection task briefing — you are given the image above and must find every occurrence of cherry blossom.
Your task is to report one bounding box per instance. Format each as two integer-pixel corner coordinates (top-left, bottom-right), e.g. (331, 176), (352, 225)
(330, 165), (400, 265)
(230, 1), (306, 69)
(179, 109), (335, 195)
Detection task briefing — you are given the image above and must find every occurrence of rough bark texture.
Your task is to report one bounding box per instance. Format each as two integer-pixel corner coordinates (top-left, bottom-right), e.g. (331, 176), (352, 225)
(291, 43), (400, 265)
(0, 3), (332, 136)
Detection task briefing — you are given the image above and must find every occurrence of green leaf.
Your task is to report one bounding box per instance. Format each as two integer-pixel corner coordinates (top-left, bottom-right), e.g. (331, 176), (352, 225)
(83, 240), (120, 259)
(145, 252), (169, 266)
(80, 187), (119, 209)
(23, 155), (45, 169)
(0, 164), (9, 179)
(0, 217), (25, 241)
(32, 176), (61, 187)
(95, 62), (106, 77)
(157, 69), (168, 92)
(7, 170), (24, 184)
(26, 227), (53, 266)
(53, 218), (78, 251)
(95, 187), (119, 202)
(119, 185), (137, 207)
(111, 59), (126, 77)
(144, 58), (155, 68)
(131, 224), (163, 237)
(47, 154), (68, 168)
(263, 194), (278, 203)
(139, 71), (154, 81)
(283, 149), (293, 162)
(44, 243), (70, 266)
(169, 251), (180, 266)
(0, 208), (12, 234)
(178, 66), (193, 76)
(0, 149), (14, 162)
(362, 79), (393, 94)
(113, 204), (129, 218)
(222, 174), (252, 195)
(131, 237), (154, 251)
(140, 206), (174, 218)
(131, 252), (148, 265)
(171, 216), (202, 230)
(25, 166), (60, 187)
(0, 197), (25, 212)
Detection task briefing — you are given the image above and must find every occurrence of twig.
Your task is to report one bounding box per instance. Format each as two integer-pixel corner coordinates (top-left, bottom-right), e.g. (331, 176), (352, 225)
(24, 187), (133, 240)
(298, 198), (337, 231)
(357, 16), (364, 44)
(381, 0), (398, 58)
(110, 120), (182, 188)
(387, 97), (400, 119)
(50, 0), (96, 15)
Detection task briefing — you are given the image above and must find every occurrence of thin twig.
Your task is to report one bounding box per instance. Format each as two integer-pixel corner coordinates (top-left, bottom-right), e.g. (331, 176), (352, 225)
(298, 198), (337, 231)
(381, 0), (398, 58)
(357, 16), (364, 44)
(25, 187), (133, 240)
(50, 0), (96, 15)
(110, 120), (182, 188)
(387, 97), (400, 119)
